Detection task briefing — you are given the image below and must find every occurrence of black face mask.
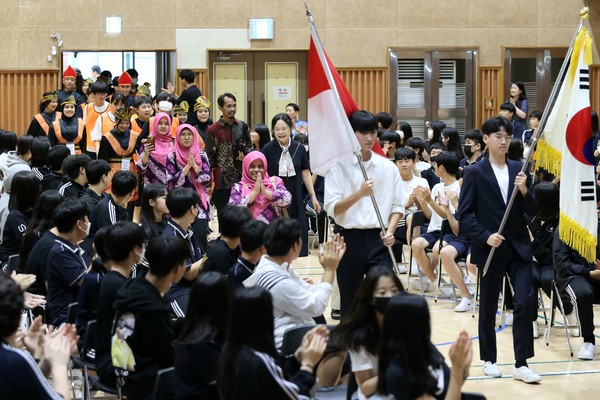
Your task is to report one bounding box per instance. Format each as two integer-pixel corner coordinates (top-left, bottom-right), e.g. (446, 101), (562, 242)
(464, 144), (475, 158)
(373, 296), (391, 314)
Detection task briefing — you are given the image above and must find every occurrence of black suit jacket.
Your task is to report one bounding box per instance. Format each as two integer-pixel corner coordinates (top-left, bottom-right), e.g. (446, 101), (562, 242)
(458, 157), (536, 266)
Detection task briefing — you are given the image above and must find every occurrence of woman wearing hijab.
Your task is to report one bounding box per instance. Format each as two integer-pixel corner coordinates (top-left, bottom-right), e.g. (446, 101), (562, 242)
(228, 150), (291, 224)
(136, 112), (173, 186)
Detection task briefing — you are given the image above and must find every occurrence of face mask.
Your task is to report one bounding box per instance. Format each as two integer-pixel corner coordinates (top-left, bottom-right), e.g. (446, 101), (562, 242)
(80, 221), (91, 236)
(427, 129), (434, 140)
(304, 145), (309, 153)
(463, 144), (474, 158)
(134, 247), (146, 263)
(158, 101), (173, 112)
(373, 296), (391, 314)
(396, 130), (404, 139)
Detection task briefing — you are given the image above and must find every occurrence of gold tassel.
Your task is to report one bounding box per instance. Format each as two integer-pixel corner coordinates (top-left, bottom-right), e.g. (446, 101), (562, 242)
(559, 211), (597, 263)
(534, 138), (562, 176)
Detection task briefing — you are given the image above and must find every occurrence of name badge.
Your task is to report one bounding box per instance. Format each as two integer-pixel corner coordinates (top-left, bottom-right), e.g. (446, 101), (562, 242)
(121, 157), (131, 171)
(67, 143), (75, 155)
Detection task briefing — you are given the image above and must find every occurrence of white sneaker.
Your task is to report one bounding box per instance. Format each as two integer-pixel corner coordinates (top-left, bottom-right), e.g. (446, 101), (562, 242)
(533, 321), (539, 339)
(410, 258), (420, 275)
(578, 342), (595, 360)
(409, 276), (435, 292)
(396, 264), (408, 274)
(483, 361), (502, 378)
(463, 275), (473, 285)
(512, 366), (541, 383)
(504, 313), (514, 326)
(566, 311), (580, 337)
(454, 297), (474, 312)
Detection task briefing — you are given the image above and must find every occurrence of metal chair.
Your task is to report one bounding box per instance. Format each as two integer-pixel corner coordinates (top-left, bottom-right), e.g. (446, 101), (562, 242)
(152, 367), (175, 400)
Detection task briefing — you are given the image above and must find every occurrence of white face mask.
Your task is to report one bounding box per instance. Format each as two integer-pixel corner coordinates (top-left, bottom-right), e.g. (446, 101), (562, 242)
(80, 220), (91, 236)
(396, 130), (404, 139)
(134, 247), (146, 264)
(304, 145), (309, 152)
(158, 101), (173, 112)
(427, 129), (434, 140)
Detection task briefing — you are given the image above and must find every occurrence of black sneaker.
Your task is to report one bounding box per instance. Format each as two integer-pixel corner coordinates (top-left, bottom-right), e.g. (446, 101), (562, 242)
(330, 309), (341, 320)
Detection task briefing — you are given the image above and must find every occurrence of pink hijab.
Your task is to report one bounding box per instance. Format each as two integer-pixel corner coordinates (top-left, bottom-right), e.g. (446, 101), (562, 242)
(175, 124), (208, 210)
(241, 151), (279, 218)
(149, 112), (172, 166)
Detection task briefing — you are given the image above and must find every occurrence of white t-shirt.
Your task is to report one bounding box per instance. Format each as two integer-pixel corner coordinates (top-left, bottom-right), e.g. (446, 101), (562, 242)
(427, 180), (460, 232)
(401, 175), (429, 215)
(349, 347), (378, 400)
(491, 162), (509, 204)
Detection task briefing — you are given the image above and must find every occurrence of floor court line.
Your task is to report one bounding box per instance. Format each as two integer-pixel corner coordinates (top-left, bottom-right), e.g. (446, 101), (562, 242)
(466, 369), (600, 380)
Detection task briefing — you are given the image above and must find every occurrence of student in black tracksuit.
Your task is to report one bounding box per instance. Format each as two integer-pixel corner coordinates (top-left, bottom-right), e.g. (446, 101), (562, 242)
(219, 286), (328, 400)
(111, 236), (189, 400)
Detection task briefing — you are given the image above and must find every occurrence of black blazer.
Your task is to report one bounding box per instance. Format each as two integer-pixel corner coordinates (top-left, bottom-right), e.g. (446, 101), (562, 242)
(458, 157), (536, 266)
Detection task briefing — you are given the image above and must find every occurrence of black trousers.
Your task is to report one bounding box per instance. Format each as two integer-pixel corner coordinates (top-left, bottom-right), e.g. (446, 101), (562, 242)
(211, 188), (231, 214)
(478, 253), (534, 363)
(564, 277), (600, 344)
(336, 228), (392, 317)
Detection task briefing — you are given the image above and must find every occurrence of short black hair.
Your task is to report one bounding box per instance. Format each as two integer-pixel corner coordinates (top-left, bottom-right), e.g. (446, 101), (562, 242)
(133, 95), (152, 108)
(500, 102), (516, 114)
(146, 236), (189, 277)
(405, 137), (425, 157)
(47, 145), (71, 171)
(111, 170), (137, 197)
(239, 220), (268, 253)
(16, 135), (33, 156)
(89, 81), (109, 94)
(376, 112), (393, 130)
(380, 130), (401, 148)
(104, 221), (145, 262)
(434, 151), (460, 175)
(394, 147), (416, 161)
(52, 199), (89, 233)
(0, 274), (24, 338)
(217, 92), (236, 107)
(0, 130), (17, 154)
(166, 188), (200, 218)
(482, 116), (513, 136)
(349, 110), (378, 133)
(286, 103), (299, 112)
(62, 153), (92, 180)
(465, 129), (483, 145)
(218, 205), (252, 238)
(264, 218), (301, 257)
(179, 69), (196, 84)
(85, 159), (111, 185)
(30, 136), (51, 167)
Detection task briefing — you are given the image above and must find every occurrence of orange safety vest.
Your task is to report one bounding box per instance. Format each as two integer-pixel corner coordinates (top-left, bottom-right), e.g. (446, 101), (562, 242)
(100, 113), (117, 137)
(83, 103), (109, 151)
(52, 119), (84, 154)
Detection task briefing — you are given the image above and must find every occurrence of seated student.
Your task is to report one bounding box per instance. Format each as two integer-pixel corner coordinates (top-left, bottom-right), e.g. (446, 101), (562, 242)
(376, 111), (394, 131)
(41, 145), (71, 192)
(96, 221), (145, 388)
(2, 171), (39, 263)
(410, 152), (461, 293)
(333, 267), (404, 400)
(24, 213), (62, 299)
(80, 159), (111, 212)
(499, 103), (526, 143)
(203, 205), (252, 275)
(523, 111), (542, 157)
(0, 165), (30, 241)
(243, 218), (345, 350)
(377, 294), (473, 400)
(161, 188), (204, 317)
(553, 209), (600, 360)
(227, 219), (268, 290)
(392, 147), (430, 273)
(5, 134), (33, 171)
(420, 142), (445, 189)
(90, 170), (137, 235)
(46, 199), (91, 326)
(58, 153), (92, 198)
(29, 137), (52, 182)
(0, 274), (77, 400)
(459, 129), (484, 170)
(139, 183), (169, 242)
(220, 287), (328, 400)
(174, 272), (232, 400)
(380, 130), (401, 161)
(405, 137), (431, 174)
(112, 236), (188, 400)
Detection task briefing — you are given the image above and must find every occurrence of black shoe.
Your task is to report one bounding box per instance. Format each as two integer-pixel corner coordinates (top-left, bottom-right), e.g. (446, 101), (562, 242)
(330, 309), (341, 320)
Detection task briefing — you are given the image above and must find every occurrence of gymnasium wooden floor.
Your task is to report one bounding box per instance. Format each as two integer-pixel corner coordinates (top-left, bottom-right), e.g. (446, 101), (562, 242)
(294, 246), (600, 400)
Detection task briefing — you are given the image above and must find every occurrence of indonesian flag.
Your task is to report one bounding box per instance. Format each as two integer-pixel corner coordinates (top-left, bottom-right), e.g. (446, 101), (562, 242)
(307, 19), (384, 175)
(536, 27), (596, 262)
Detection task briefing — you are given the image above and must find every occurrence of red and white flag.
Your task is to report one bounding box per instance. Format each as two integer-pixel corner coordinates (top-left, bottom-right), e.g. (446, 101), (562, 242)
(307, 20), (384, 175)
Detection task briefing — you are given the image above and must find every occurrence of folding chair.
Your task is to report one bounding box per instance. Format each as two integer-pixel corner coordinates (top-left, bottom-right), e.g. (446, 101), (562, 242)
(545, 280), (578, 357)
(66, 302), (80, 399)
(152, 367), (175, 400)
(405, 211), (428, 296)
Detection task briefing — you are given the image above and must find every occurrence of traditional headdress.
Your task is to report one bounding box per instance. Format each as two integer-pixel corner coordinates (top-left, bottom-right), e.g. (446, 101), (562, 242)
(174, 101), (189, 114)
(40, 92), (58, 104)
(193, 96), (211, 111)
(137, 82), (151, 97)
(114, 107), (135, 122)
(61, 95), (76, 106)
(63, 65), (77, 79)
(118, 71), (133, 86)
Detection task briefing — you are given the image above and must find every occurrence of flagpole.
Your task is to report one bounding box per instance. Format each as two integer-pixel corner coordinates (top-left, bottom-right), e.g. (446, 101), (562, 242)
(305, 1), (400, 272)
(481, 7), (590, 277)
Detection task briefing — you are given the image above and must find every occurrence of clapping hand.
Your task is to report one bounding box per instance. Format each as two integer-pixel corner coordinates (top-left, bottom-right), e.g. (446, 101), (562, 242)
(318, 234), (346, 271)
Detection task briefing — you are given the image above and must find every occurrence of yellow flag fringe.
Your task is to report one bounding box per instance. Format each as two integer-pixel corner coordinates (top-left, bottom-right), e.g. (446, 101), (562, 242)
(534, 138), (562, 177)
(559, 211), (597, 263)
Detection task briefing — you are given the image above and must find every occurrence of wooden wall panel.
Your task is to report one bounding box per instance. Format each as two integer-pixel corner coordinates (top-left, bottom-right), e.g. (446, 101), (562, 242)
(0, 70), (60, 135)
(338, 68), (388, 114)
(176, 69), (209, 102)
(478, 67), (502, 128)
(590, 65), (600, 114)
